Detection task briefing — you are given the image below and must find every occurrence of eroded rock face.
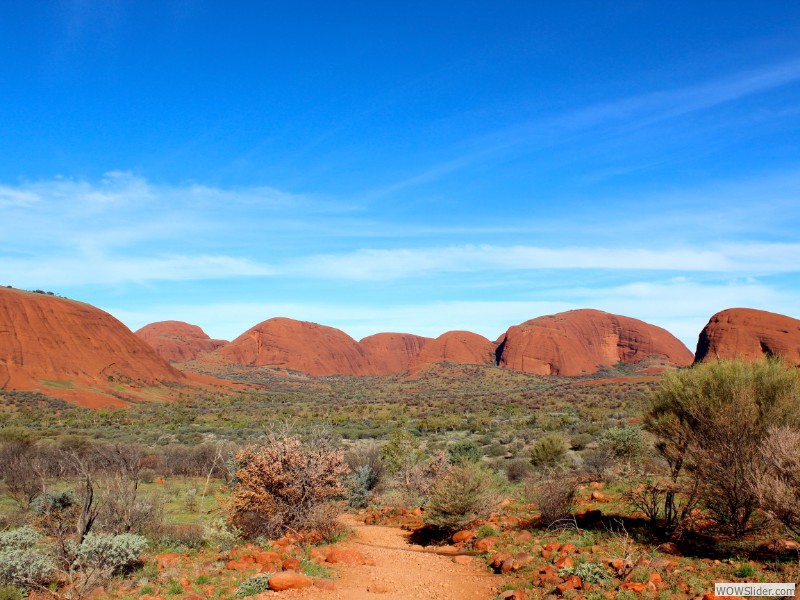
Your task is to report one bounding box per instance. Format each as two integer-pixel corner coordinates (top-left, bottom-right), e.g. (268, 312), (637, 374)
(216, 317), (373, 376)
(694, 308), (800, 364)
(135, 320), (227, 363)
(359, 333), (431, 374)
(0, 287), (185, 405)
(408, 330), (497, 372)
(496, 309), (693, 376)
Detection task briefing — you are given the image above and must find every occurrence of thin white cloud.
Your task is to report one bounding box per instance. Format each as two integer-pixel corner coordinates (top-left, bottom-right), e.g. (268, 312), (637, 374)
(292, 243), (800, 280)
(0, 254), (272, 287)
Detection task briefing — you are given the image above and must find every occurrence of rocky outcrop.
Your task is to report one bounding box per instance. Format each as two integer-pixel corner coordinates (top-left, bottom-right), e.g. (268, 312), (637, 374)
(0, 287), (185, 406)
(694, 308), (800, 364)
(215, 317), (373, 376)
(408, 330), (496, 372)
(135, 320), (227, 363)
(359, 333), (431, 374)
(496, 309), (693, 376)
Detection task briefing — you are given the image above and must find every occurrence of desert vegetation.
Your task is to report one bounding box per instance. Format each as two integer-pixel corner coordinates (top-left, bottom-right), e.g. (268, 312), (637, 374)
(1, 359), (800, 598)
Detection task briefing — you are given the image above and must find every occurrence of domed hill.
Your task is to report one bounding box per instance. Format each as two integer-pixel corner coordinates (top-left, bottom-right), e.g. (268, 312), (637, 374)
(215, 317), (373, 376)
(359, 333), (431, 374)
(496, 309), (693, 376)
(408, 330), (496, 373)
(135, 320), (227, 363)
(695, 308), (800, 364)
(0, 287), (186, 407)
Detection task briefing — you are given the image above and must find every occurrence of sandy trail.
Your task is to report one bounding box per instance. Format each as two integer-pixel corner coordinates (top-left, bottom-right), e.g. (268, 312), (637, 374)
(292, 517), (499, 599)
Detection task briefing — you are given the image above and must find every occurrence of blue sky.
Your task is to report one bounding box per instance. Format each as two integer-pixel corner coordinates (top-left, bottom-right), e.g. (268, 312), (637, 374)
(1, 1), (800, 350)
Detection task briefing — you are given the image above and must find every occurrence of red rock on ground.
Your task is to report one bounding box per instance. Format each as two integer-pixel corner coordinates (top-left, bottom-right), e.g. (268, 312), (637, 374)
(695, 308), (800, 365)
(135, 320), (226, 362)
(408, 330), (497, 372)
(359, 332), (431, 374)
(0, 287), (186, 407)
(324, 548), (367, 566)
(496, 309), (693, 376)
(268, 572), (313, 591)
(215, 317), (373, 376)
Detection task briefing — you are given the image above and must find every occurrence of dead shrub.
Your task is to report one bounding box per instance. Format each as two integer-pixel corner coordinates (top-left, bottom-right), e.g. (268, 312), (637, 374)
(229, 436), (348, 539)
(751, 425), (800, 536)
(527, 472), (576, 527)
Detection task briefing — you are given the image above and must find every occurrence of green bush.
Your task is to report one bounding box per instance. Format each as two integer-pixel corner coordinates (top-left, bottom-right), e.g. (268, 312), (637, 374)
(447, 439), (481, 465)
(0, 585), (24, 600)
(348, 465), (379, 509)
(649, 358), (800, 537)
(559, 561), (612, 584)
(74, 533), (147, 572)
(0, 527), (56, 590)
(424, 463), (501, 532)
(237, 574), (271, 597)
(529, 434), (568, 468)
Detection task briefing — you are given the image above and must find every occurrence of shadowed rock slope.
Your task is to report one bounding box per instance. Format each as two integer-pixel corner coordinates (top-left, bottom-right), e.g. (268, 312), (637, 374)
(359, 333), (431, 375)
(136, 320), (227, 363)
(496, 309), (693, 376)
(0, 287), (186, 407)
(695, 308), (800, 365)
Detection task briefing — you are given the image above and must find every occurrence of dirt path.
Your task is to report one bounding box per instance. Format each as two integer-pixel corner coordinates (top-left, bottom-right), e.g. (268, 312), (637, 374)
(292, 517), (500, 599)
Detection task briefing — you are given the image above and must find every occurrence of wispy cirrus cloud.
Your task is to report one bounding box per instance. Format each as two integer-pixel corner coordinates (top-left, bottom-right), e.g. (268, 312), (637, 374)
(368, 58), (800, 197)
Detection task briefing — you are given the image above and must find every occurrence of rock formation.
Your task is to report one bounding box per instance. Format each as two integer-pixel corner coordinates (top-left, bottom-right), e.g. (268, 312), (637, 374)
(359, 332), (431, 374)
(0, 287), (185, 406)
(136, 320), (227, 363)
(216, 317), (373, 376)
(694, 308), (800, 364)
(496, 309), (693, 376)
(408, 330), (497, 372)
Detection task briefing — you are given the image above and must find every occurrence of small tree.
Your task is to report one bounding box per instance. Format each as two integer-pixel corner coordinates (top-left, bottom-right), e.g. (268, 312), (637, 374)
(648, 358), (800, 538)
(229, 436), (348, 539)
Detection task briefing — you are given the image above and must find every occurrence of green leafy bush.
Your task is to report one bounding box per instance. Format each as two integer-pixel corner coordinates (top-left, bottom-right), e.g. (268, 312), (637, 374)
(424, 463), (501, 532)
(529, 434), (568, 468)
(447, 439), (481, 465)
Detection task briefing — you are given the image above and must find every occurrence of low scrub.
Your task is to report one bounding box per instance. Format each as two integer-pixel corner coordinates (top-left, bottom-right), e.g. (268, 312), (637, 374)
(424, 462), (502, 532)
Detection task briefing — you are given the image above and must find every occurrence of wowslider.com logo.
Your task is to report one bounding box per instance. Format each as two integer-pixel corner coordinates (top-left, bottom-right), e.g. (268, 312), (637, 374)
(715, 582), (796, 597)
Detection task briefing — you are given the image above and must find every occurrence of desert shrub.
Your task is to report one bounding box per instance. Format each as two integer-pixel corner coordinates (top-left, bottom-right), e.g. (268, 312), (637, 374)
(237, 574), (271, 597)
(529, 434), (568, 468)
(751, 425), (800, 535)
(603, 425), (644, 470)
(504, 458), (532, 482)
(0, 527), (56, 589)
(580, 445), (614, 482)
(0, 585), (24, 600)
(527, 474), (576, 527)
(447, 439), (481, 465)
(74, 532), (147, 572)
(559, 561), (612, 584)
(424, 462), (502, 532)
(147, 523), (206, 549)
(348, 465), (379, 509)
(229, 435), (348, 539)
(345, 443), (385, 487)
(649, 358), (800, 538)
(570, 433), (594, 451)
(381, 431), (420, 480)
